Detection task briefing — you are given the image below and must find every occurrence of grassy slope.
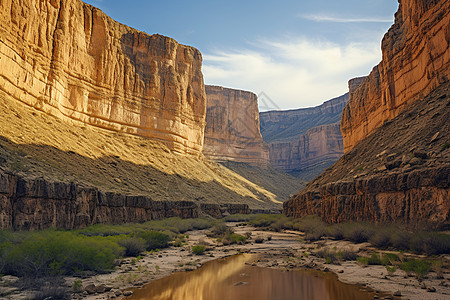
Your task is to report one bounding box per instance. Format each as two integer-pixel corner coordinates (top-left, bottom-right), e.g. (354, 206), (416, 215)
(0, 90), (304, 210)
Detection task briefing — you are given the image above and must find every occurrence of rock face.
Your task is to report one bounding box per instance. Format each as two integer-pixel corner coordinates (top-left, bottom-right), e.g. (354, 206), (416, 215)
(203, 85), (269, 165)
(0, 0), (206, 155)
(0, 169), (253, 230)
(260, 93), (350, 179)
(284, 81), (450, 229)
(341, 0), (450, 153)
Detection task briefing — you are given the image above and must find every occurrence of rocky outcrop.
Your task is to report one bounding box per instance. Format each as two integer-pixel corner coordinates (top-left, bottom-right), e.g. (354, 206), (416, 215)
(203, 85), (269, 165)
(0, 0), (206, 155)
(0, 169), (252, 230)
(284, 81), (450, 229)
(268, 123), (343, 175)
(260, 93), (350, 179)
(341, 0), (450, 153)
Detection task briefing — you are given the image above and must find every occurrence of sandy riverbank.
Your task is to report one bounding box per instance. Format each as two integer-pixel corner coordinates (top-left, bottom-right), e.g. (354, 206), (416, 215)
(2, 223), (448, 300)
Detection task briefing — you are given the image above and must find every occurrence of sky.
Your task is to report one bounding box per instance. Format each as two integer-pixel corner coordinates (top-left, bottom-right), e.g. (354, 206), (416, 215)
(83, 0), (398, 111)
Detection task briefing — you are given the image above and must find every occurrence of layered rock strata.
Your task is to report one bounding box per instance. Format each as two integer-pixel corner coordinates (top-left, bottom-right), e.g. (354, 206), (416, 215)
(284, 82), (450, 229)
(0, 0), (206, 155)
(341, 0), (450, 152)
(260, 93), (350, 179)
(0, 169), (252, 230)
(203, 85), (269, 165)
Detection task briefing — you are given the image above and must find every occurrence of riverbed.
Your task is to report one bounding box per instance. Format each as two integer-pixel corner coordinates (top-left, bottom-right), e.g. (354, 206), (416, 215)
(72, 223), (449, 300)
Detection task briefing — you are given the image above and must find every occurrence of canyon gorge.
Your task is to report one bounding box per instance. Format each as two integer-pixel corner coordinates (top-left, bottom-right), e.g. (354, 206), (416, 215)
(0, 0), (305, 230)
(284, 0), (450, 229)
(260, 92), (351, 180)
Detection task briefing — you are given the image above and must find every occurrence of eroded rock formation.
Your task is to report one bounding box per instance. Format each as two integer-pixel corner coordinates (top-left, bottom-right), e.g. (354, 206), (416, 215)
(341, 0), (450, 152)
(0, 169), (255, 230)
(203, 85), (269, 165)
(0, 0), (206, 155)
(260, 93), (350, 179)
(284, 81), (450, 229)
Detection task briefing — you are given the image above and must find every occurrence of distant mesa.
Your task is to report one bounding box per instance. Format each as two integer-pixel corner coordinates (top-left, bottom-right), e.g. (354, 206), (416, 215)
(260, 87), (359, 180)
(203, 85), (270, 166)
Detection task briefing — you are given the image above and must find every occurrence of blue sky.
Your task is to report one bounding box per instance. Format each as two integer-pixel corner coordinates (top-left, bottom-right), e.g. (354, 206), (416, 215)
(83, 0), (398, 111)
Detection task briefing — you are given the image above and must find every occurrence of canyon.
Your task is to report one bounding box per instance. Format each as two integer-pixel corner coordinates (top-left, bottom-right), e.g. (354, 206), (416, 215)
(203, 86), (269, 166)
(0, 0), (305, 230)
(284, 0), (450, 229)
(260, 92), (350, 180)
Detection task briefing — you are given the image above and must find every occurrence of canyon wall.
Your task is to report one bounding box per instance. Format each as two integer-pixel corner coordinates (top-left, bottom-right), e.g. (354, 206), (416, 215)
(284, 77), (450, 229)
(283, 0), (450, 228)
(260, 93), (349, 179)
(0, 0), (206, 155)
(0, 169), (253, 230)
(341, 0), (450, 152)
(203, 85), (269, 165)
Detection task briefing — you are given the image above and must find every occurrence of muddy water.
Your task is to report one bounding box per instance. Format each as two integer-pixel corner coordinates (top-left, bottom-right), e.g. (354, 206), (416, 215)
(127, 254), (376, 300)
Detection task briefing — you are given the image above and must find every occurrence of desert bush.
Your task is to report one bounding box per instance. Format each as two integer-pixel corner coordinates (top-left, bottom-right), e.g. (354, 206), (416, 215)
(357, 253), (383, 266)
(409, 232), (450, 255)
(135, 231), (171, 251)
(315, 248), (338, 264)
(209, 223), (233, 238)
(342, 223), (374, 243)
(32, 285), (69, 300)
(390, 230), (412, 250)
(118, 237), (146, 257)
(224, 214), (252, 222)
(249, 214), (284, 228)
(192, 245), (206, 255)
(369, 230), (392, 248)
(3, 231), (122, 277)
(400, 259), (432, 279)
(337, 249), (357, 261)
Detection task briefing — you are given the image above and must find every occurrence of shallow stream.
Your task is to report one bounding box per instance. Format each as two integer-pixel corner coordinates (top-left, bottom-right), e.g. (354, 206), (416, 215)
(126, 254), (377, 300)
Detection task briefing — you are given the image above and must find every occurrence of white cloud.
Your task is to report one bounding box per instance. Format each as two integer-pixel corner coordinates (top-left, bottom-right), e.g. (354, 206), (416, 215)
(202, 38), (381, 111)
(301, 14), (393, 23)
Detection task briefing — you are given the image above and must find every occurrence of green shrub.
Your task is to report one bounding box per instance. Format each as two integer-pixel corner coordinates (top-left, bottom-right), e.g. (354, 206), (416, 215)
(357, 253), (382, 266)
(72, 279), (83, 293)
(3, 231), (122, 276)
(224, 214), (252, 222)
(209, 223), (233, 238)
(229, 233), (247, 244)
(337, 249), (357, 261)
(135, 231), (171, 251)
(192, 245), (206, 255)
(118, 237), (146, 257)
(400, 259), (432, 279)
(249, 214), (284, 228)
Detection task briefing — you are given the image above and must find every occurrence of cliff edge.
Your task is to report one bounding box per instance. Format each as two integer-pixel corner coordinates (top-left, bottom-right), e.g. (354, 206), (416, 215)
(341, 0), (450, 152)
(203, 85), (269, 166)
(0, 0), (206, 155)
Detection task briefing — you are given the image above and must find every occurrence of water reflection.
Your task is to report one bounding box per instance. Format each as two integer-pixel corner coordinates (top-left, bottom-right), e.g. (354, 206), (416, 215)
(127, 254), (375, 300)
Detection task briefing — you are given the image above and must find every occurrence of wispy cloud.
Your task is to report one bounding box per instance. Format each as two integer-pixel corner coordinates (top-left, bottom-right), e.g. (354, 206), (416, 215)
(202, 37), (381, 111)
(301, 14), (393, 23)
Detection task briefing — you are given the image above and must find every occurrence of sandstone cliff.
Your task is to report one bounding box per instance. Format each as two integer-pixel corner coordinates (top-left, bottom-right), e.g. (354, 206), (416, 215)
(0, 0), (206, 155)
(260, 93), (350, 179)
(203, 85), (269, 165)
(284, 81), (449, 229)
(341, 0), (450, 152)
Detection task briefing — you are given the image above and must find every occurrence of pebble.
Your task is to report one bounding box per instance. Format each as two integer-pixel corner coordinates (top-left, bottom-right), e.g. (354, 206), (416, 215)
(393, 290), (401, 296)
(123, 290), (133, 296)
(426, 286), (436, 292)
